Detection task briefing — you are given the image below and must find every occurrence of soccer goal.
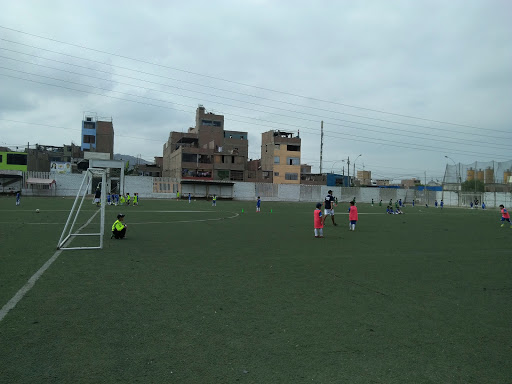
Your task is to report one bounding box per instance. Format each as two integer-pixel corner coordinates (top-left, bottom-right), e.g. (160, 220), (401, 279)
(57, 168), (108, 250)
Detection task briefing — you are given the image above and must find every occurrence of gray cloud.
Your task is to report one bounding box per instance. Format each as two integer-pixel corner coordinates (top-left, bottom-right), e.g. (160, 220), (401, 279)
(0, 0), (511, 179)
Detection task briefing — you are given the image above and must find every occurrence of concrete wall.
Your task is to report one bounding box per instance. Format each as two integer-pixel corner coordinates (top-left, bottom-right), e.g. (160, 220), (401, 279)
(21, 173), (512, 207)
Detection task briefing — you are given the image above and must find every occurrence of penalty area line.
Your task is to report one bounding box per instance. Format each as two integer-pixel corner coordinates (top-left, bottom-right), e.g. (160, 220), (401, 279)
(0, 210), (100, 323)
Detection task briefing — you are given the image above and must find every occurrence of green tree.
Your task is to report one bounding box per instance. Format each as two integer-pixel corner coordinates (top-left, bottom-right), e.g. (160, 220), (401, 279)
(461, 179), (485, 192)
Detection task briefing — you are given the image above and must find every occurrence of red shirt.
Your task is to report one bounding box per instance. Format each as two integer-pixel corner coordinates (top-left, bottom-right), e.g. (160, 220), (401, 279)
(502, 208), (510, 219)
(314, 209), (323, 229)
(349, 206), (358, 221)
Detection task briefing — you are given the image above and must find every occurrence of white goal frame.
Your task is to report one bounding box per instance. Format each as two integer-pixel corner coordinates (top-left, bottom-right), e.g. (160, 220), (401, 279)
(57, 168), (108, 250)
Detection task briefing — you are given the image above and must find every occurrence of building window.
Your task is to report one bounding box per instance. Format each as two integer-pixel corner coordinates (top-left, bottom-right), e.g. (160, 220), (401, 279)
(285, 173), (298, 180)
(230, 170), (244, 181)
(275, 144), (280, 150)
(287, 157), (300, 165)
(274, 156), (280, 164)
(218, 170), (229, 180)
(182, 153), (198, 163)
(7, 153), (27, 165)
(83, 135), (95, 144)
(83, 122), (95, 129)
(287, 145), (300, 152)
(274, 172), (279, 176)
(202, 120), (222, 127)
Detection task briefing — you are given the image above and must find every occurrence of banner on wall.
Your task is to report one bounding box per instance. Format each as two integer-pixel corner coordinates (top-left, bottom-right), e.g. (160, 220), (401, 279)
(50, 162), (72, 174)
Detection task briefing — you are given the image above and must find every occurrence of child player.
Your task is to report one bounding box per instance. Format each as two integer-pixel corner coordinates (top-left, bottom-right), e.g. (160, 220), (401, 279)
(111, 213), (128, 239)
(348, 201), (358, 231)
(314, 203), (324, 238)
(16, 191), (21, 206)
(133, 193), (138, 206)
(499, 205), (511, 228)
(256, 196), (261, 212)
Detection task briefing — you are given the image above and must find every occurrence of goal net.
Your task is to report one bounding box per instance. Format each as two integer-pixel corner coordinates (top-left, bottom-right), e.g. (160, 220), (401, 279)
(444, 160), (512, 184)
(57, 168), (108, 250)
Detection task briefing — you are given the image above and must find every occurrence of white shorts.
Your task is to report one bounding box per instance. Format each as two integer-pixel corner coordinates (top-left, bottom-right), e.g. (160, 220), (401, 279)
(94, 198), (100, 203)
(324, 209), (334, 216)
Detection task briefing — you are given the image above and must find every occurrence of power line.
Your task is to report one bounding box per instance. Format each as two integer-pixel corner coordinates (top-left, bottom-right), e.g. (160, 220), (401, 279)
(2, 71), (510, 162)
(0, 31), (508, 135)
(1, 57), (509, 151)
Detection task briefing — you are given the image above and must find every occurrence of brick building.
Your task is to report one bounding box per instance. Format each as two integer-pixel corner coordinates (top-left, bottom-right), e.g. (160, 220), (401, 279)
(162, 106), (248, 181)
(81, 113), (114, 159)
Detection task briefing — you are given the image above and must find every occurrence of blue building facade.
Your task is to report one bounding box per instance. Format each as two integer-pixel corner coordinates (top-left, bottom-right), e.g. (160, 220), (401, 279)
(81, 116), (97, 152)
(327, 173), (350, 187)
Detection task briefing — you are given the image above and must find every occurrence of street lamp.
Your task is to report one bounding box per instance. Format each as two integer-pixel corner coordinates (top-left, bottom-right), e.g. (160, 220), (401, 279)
(353, 154), (362, 186)
(330, 160), (345, 174)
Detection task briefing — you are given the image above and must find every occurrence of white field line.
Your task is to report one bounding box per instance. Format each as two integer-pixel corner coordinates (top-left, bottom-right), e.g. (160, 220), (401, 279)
(0, 211), (237, 226)
(130, 211), (240, 224)
(0, 210), (100, 323)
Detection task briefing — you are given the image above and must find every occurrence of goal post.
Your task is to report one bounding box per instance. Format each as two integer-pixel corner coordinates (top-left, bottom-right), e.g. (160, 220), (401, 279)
(57, 168), (107, 250)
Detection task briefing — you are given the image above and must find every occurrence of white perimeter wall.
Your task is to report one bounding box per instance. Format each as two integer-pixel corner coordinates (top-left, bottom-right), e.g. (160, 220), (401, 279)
(25, 174), (512, 207)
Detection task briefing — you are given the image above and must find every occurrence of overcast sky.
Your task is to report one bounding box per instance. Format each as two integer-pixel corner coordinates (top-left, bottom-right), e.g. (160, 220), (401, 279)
(0, 0), (511, 181)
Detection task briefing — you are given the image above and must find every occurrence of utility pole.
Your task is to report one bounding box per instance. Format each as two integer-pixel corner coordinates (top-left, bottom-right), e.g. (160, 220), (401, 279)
(319, 121), (323, 174)
(347, 156), (350, 187)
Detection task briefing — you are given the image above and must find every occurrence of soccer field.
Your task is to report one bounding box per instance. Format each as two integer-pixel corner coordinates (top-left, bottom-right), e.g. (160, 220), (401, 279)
(0, 197), (511, 383)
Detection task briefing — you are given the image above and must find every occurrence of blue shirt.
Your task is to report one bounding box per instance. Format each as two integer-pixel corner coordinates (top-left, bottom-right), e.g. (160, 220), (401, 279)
(257, 199), (261, 207)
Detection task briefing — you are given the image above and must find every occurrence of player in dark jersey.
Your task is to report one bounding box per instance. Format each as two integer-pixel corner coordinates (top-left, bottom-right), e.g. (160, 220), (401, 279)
(323, 190), (338, 226)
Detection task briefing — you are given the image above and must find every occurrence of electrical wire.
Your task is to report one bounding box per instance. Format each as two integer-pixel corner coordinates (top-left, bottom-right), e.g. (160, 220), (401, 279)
(1, 71), (509, 162)
(0, 25), (502, 132)
(1, 53), (510, 149)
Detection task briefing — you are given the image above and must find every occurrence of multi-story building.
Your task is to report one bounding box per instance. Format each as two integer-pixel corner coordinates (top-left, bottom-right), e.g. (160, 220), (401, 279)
(135, 157), (163, 177)
(246, 159), (273, 183)
(261, 130), (301, 184)
(24, 144), (82, 172)
(357, 170), (372, 186)
(163, 106), (248, 181)
(81, 113), (114, 159)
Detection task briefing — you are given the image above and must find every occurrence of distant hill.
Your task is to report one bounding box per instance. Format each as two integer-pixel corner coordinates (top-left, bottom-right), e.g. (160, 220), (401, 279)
(114, 154), (151, 170)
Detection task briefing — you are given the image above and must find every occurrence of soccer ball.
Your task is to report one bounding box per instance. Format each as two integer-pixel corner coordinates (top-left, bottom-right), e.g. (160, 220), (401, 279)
(36, 209), (40, 213)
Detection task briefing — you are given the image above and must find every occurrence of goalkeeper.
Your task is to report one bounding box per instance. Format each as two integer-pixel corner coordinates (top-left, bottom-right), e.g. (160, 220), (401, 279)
(111, 213), (128, 239)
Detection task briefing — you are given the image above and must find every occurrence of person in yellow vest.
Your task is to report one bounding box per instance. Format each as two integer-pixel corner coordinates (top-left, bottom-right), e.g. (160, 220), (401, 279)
(119, 194), (125, 205)
(212, 194), (217, 207)
(126, 193), (131, 206)
(133, 193), (138, 206)
(111, 213), (127, 239)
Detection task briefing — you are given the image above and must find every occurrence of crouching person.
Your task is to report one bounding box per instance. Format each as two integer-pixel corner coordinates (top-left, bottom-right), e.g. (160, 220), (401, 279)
(112, 213), (127, 239)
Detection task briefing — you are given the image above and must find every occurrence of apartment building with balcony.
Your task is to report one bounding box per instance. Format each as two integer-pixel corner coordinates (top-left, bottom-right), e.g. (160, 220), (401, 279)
(162, 106), (248, 182)
(261, 130), (301, 184)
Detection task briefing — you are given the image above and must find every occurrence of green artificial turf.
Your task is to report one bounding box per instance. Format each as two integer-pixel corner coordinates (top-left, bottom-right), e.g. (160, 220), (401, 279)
(0, 196), (511, 383)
